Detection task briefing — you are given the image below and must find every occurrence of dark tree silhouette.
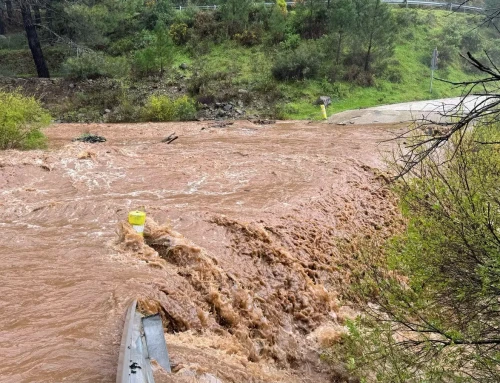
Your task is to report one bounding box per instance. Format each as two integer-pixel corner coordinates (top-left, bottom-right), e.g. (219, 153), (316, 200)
(19, 0), (50, 77)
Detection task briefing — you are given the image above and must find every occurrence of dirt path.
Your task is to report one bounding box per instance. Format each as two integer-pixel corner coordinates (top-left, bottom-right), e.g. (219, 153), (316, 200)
(0, 120), (403, 382)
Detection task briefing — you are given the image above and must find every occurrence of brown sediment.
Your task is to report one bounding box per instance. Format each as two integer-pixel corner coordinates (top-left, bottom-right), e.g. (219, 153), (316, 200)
(0, 120), (403, 383)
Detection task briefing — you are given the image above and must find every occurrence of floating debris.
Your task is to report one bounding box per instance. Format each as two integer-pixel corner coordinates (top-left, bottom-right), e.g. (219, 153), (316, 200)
(73, 133), (107, 143)
(162, 133), (179, 144)
(252, 119), (275, 125)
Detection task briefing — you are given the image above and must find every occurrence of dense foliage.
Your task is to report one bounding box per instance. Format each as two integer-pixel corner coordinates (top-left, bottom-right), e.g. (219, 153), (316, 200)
(1, 0), (498, 121)
(325, 125), (500, 382)
(0, 0), (398, 82)
(0, 91), (50, 149)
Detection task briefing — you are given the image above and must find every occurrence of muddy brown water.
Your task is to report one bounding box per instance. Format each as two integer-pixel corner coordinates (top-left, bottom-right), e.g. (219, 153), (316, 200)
(0, 120), (402, 383)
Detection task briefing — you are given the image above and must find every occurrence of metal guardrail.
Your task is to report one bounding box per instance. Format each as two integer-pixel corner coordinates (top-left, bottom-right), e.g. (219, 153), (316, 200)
(174, 1), (484, 13)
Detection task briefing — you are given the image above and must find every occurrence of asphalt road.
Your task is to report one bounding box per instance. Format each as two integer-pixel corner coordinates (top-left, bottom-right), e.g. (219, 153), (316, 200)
(327, 96), (489, 125)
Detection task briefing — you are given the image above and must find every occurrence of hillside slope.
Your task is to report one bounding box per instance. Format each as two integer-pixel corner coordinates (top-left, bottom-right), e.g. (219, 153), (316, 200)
(0, 8), (488, 121)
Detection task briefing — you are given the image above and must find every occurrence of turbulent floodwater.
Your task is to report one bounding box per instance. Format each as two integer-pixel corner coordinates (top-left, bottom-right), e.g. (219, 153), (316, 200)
(0, 120), (402, 383)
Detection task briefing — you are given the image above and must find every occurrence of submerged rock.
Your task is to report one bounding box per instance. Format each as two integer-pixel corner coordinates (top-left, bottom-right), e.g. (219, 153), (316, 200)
(316, 96), (331, 107)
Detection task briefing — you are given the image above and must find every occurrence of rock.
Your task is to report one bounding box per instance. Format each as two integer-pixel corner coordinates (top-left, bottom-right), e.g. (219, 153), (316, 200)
(238, 89), (249, 94)
(235, 109), (243, 115)
(69, 83), (75, 89)
(316, 96), (332, 106)
(104, 109), (111, 114)
(179, 63), (189, 70)
(223, 104), (233, 111)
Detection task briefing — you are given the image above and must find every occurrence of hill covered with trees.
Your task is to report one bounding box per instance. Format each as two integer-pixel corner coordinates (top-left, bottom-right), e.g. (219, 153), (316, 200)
(0, 0), (498, 121)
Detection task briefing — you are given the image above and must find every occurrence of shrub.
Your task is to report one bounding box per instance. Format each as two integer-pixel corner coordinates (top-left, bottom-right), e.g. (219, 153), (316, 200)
(187, 69), (234, 98)
(276, 0), (287, 15)
(343, 65), (375, 87)
(169, 22), (189, 45)
(272, 43), (322, 81)
(108, 37), (137, 56)
(0, 91), (50, 150)
(62, 51), (130, 80)
(142, 95), (196, 121)
(174, 96), (198, 121)
(234, 29), (261, 47)
(192, 12), (223, 42)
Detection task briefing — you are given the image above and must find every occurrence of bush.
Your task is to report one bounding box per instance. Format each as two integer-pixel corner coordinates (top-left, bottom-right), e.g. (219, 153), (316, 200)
(0, 91), (50, 150)
(187, 69), (234, 100)
(272, 43), (323, 81)
(343, 65), (375, 87)
(333, 127), (500, 382)
(192, 12), (223, 42)
(142, 95), (196, 121)
(169, 23), (189, 45)
(62, 51), (130, 80)
(234, 29), (261, 47)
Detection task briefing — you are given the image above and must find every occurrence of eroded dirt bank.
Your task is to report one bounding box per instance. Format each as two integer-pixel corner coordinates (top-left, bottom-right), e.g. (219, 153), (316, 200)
(0, 120), (403, 383)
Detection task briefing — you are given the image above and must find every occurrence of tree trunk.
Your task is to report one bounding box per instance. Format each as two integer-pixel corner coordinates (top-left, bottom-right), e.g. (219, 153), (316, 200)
(336, 31), (343, 65)
(0, 9), (5, 35)
(364, 0), (380, 72)
(20, 1), (50, 78)
(33, 5), (41, 26)
(5, 0), (12, 23)
(364, 32), (373, 72)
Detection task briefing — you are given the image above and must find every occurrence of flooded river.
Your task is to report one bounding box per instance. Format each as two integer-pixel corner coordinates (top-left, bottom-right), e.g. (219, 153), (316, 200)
(0, 120), (402, 383)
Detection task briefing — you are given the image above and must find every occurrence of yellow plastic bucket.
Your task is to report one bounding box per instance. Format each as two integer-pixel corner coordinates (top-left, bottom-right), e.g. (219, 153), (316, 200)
(128, 211), (146, 236)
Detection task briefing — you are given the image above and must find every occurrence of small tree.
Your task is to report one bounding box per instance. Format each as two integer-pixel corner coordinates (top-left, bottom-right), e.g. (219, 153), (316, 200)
(353, 0), (395, 72)
(294, 0), (328, 39)
(154, 24), (173, 75)
(328, 0), (356, 65)
(133, 25), (173, 76)
(219, 0), (252, 37)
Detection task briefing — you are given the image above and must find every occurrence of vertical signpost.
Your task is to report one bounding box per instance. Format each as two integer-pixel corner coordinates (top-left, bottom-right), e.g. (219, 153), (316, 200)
(430, 47), (438, 94)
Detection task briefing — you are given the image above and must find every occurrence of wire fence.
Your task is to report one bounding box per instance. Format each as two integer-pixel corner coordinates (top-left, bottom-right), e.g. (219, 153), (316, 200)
(173, 1), (484, 13)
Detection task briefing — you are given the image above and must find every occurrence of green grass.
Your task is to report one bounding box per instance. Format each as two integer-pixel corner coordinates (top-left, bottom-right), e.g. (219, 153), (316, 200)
(181, 8), (483, 120)
(0, 8), (486, 121)
(279, 9), (482, 119)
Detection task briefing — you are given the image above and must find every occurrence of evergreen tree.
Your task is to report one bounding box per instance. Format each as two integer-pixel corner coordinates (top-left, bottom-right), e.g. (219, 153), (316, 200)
(328, 0), (356, 65)
(353, 0), (395, 72)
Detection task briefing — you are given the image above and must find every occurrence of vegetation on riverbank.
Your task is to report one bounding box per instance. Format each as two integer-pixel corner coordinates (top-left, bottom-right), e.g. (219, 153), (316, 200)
(321, 124), (500, 382)
(0, 91), (50, 149)
(0, 1), (494, 121)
